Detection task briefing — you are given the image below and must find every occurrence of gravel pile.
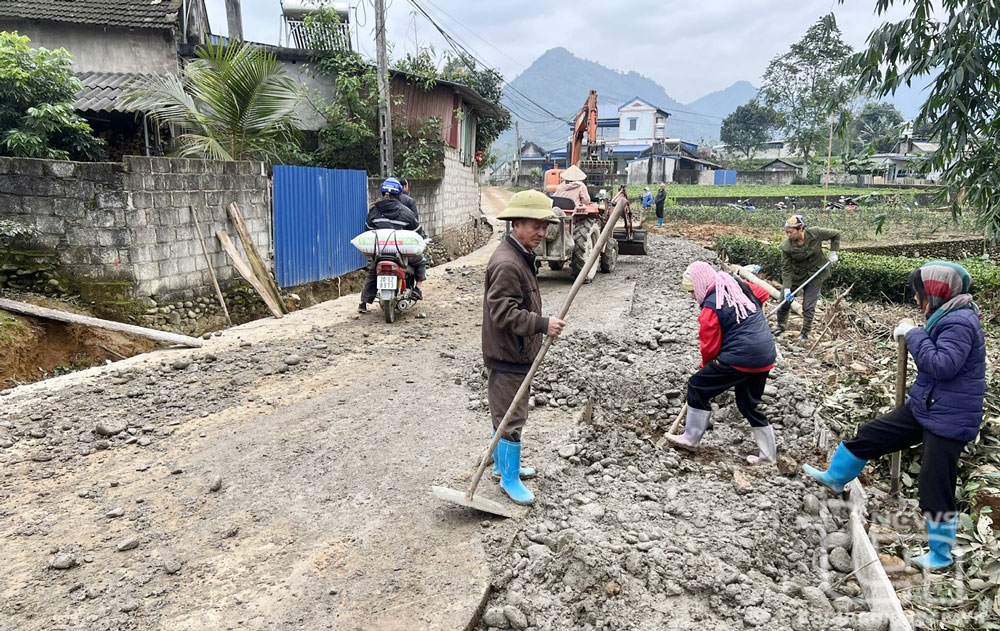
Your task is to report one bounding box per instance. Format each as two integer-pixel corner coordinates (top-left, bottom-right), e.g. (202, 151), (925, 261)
(470, 237), (889, 631)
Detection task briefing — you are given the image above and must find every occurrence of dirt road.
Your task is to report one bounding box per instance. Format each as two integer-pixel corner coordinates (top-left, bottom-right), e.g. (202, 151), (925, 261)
(0, 188), (876, 630)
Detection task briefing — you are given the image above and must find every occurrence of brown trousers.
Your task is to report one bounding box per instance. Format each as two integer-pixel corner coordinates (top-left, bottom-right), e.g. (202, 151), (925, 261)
(487, 369), (530, 441)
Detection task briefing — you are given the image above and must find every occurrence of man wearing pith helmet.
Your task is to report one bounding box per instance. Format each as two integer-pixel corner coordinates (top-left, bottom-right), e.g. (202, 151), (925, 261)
(482, 190), (567, 505)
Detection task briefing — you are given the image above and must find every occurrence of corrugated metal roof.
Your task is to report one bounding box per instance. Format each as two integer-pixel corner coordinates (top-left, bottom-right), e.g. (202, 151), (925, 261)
(0, 0), (183, 30)
(74, 72), (161, 113)
(611, 144), (651, 155)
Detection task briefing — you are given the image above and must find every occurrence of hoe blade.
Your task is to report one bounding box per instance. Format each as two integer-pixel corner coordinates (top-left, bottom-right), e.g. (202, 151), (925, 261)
(432, 485), (528, 519)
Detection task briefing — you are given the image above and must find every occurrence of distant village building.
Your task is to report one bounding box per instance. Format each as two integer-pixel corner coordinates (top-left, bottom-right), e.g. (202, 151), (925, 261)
(711, 140), (801, 160)
(761, 158), (800, 172)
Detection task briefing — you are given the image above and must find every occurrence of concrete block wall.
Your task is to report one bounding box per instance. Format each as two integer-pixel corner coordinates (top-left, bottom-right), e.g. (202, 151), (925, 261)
(0, 155), (270, 306)
(367, 148), (484, 256)
(122, 157), (269, 302)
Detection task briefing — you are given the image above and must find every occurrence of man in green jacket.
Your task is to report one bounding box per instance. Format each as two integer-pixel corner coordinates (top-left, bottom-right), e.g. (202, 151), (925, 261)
(777, 215), (840, 341)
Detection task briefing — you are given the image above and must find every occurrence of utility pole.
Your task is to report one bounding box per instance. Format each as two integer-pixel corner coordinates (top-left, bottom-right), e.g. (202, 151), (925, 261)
(375, 0), (394, 176)
(224, 0), (243, 42)
(513, 121), (520, 186)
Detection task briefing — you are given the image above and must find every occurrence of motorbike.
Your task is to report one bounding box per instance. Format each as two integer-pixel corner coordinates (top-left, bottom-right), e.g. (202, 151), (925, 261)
(726, 198), (756, 211)
(372, 250), (421, 323)
(774, 196), (798, 210)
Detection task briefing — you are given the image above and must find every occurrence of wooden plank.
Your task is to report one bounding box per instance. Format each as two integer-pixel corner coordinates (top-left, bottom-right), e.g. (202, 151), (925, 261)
(226, 202), (286, 313)
(191, 207), (232, 327)
(846, 489), (912, 630)
(216, 230), (284, 319)
(0, 298), (203, 348)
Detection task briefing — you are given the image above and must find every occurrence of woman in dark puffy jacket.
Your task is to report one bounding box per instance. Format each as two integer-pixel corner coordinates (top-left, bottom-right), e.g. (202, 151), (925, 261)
(804, 261), (986, 570)
(666, 261), (778, 464)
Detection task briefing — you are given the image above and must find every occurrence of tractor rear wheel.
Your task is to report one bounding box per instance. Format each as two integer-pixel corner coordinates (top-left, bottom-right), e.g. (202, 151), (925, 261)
(571, 218), (600, 283)
(599, 236), (618, 273)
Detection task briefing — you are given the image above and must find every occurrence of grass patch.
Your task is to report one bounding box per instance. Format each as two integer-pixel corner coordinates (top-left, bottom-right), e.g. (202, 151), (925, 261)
(0, 311), (25, 343)
(650, 203), (976, 243)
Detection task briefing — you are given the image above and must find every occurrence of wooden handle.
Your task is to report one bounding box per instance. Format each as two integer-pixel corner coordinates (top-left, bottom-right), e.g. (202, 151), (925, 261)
(889, 318), (913, 496)
(466, 197), (629, 500)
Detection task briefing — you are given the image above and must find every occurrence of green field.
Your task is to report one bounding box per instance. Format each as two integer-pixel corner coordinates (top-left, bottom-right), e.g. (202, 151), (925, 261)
(626, 184), (925, 200)
(651, 203), (976, 243)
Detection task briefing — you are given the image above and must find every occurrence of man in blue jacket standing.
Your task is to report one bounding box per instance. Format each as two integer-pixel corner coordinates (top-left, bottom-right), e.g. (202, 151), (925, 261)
(804, 261), (986, 570)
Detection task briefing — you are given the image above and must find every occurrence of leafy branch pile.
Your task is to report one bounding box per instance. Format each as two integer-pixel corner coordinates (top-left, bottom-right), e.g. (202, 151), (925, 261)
(811, 317), (1000, 630)
(716, 235), (1000, 306)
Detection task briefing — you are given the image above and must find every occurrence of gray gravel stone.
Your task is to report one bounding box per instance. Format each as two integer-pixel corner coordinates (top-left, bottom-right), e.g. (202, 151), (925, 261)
(855, 612), (889, 631)
(482, 607), (509, 628)
(829, 546), (853, 573)
(116, 536), (140, 552)
(94, 419), (127, 437)
(743, 606), (772, 626)
(50, 554), (76, 570)
(503, 605), (528, 630)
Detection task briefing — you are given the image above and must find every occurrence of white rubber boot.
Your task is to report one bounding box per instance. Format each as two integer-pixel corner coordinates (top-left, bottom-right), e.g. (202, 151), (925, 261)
(747, 425), (777, 465)
(665, 407), (711, 451)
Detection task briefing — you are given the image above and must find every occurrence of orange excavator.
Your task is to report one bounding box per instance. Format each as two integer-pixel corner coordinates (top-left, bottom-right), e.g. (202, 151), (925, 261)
(540, 90), (647, 259)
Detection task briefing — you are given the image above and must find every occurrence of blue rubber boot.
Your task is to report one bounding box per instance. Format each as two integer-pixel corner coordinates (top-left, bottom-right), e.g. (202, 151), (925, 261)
(492, 432), (536, 480)
(803, 442), (867, 493)
(496, 438), (535, 505)
(911, 516), (958, 570)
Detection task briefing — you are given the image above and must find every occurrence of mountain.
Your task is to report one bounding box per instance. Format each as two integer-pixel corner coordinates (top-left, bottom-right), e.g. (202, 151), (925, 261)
(498, 47), (755, 158)
(686, 81), (759, 120)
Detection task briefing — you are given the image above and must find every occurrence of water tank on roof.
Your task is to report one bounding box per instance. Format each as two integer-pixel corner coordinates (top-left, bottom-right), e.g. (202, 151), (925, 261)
(281, 0), (350, 21)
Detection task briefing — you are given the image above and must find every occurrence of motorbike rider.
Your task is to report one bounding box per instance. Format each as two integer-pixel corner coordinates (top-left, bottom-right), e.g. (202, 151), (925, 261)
(359, 177), (427, 314)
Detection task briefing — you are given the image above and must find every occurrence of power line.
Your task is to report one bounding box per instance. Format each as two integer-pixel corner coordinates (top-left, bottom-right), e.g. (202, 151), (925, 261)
(407, 0), (572, 123)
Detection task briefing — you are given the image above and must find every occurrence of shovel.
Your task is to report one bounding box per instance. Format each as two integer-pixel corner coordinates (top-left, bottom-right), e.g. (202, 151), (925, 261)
(432, 196), (630, 519)
(764, 260), (832, 320)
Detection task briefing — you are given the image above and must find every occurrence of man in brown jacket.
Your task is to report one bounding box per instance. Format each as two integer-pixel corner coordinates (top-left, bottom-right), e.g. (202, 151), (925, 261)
(484, 190), (566, 505)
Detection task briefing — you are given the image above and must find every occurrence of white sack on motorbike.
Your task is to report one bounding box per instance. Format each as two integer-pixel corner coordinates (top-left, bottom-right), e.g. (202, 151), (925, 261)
(351, 229), (428, 256)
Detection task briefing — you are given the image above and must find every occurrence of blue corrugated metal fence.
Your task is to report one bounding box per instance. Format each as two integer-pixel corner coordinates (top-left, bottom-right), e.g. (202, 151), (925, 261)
(273, 165), (369, 288)
(714, 170), (737, 186)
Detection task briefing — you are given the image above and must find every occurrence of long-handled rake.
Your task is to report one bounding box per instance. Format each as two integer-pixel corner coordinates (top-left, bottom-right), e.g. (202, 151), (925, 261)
(432, 197), (629, 518)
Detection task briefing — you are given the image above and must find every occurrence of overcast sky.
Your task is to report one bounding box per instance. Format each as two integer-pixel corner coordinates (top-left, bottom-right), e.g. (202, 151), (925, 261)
(206, 0), (913, 103)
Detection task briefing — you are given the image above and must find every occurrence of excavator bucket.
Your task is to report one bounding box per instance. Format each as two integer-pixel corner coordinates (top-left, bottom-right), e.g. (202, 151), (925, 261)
(614, 228), (648, 256)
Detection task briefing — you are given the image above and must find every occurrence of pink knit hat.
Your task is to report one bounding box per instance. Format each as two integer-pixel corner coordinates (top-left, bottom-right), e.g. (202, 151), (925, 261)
(683, 261), (759, 322)
(684, 261), (718, 304)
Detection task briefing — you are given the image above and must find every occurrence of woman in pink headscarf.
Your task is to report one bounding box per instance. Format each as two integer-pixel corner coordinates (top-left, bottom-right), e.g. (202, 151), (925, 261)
(667, 261), (779, 464)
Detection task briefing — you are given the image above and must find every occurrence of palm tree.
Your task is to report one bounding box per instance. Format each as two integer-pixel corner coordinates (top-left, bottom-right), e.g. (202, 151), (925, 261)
(123, 42), (301, 161)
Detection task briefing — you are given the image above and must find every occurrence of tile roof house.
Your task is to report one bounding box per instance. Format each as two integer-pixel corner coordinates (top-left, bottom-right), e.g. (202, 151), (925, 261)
(0, 0), (211, 158)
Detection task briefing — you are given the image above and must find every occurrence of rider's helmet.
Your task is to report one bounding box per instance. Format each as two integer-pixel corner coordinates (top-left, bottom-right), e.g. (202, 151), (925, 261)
(380, 177), (403, 195)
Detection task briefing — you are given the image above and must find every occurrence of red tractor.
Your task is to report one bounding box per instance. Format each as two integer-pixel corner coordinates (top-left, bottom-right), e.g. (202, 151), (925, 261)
(537, 90), (647, 282)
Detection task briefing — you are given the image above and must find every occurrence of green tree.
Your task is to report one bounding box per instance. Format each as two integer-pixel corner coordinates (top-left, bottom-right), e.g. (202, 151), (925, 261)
(123, 41), (301, 161)
(0, 32), (104, 160)
(847, 101), (904, 153)
(759, 14), (855, 175)
(849, 0), (1000, 238)
(719, 101), (783, 158)
(439, 52), (511, 153)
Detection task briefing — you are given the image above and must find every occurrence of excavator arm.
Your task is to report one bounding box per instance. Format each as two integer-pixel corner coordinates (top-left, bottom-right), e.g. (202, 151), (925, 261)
(569, 89), (599, 166)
